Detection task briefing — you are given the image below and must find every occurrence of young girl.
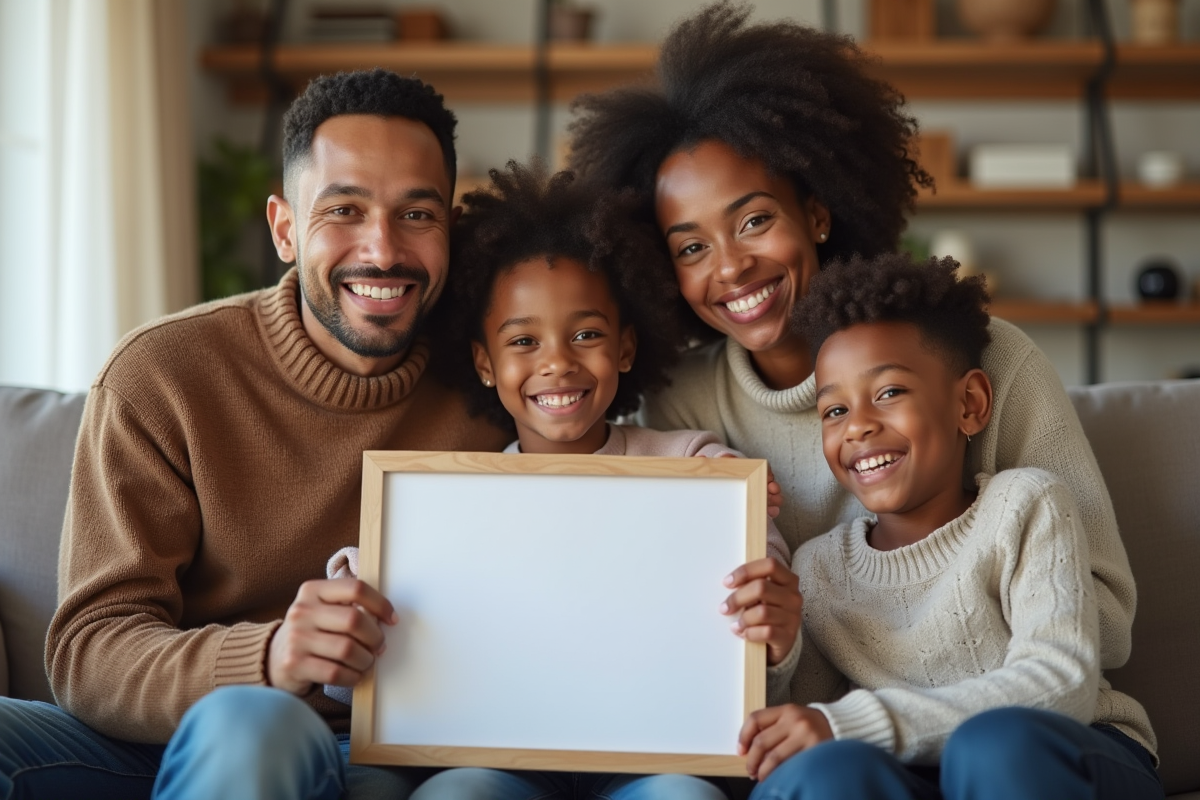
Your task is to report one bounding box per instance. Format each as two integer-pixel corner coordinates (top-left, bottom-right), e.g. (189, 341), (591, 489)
(330, 161), (804, 800)
(736, 254), (1160, 800)
(568, 3), (1146, 755)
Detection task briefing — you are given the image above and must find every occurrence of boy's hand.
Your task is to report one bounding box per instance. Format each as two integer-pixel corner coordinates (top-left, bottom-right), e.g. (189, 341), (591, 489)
(267, 578), (397, 696)
(738, 704), (834, 781)
(721, 558), (802, 666)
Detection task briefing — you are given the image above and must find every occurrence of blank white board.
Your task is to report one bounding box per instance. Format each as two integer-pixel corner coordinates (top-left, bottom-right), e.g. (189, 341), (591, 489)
(350, 450), (767, 775)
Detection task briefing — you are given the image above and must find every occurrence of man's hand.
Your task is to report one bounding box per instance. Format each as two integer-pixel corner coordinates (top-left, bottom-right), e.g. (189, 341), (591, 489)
(721, 558), (802, 666)
(267, 578), (397, 696)
(738, 704), (834, 781)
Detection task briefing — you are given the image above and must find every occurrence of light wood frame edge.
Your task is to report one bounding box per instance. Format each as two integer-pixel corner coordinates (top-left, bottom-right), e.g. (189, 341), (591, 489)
(350, 450), (767, 776)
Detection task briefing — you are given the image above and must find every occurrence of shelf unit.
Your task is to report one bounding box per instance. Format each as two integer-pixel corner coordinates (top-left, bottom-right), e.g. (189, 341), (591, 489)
(199, 5), (1199, 380)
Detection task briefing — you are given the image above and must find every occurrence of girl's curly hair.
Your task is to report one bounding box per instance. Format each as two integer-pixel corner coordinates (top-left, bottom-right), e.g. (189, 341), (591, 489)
(567, 2), (931, 343)
(430, 161), (686, 433)
(794, 254), (992, 374)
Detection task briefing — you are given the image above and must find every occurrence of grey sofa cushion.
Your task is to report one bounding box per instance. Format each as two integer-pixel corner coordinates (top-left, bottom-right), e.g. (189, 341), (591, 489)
(1069, 380), (1200, 796)
(0, 386), (86, 702)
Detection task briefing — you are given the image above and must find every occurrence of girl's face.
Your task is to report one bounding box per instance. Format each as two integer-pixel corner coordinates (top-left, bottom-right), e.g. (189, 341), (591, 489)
(814, 321), (990, 544)
(654, 140), (830, 389)
(472, 257), (636, 455)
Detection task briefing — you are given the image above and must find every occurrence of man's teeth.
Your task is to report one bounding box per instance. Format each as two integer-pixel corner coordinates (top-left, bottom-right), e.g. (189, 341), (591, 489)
(854, 452), (899, 474)
(725, 281), (777, 314)
(535, 392), (584, 408)
(349, 283), (408, 300)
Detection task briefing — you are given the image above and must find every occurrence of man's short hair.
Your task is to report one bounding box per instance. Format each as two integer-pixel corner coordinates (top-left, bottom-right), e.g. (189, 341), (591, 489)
(280, 68), (457, 199)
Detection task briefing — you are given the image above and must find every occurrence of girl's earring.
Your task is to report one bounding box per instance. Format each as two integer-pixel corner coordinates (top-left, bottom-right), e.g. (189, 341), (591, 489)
(818, 231), (828, 242)
(482, 379), (493, 387)
(966, 433), (973, 442)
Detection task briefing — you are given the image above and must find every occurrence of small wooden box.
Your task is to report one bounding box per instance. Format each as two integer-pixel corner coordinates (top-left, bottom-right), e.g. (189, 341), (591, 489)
(913, 130), (957, 189)
(869, 0), (936, 41)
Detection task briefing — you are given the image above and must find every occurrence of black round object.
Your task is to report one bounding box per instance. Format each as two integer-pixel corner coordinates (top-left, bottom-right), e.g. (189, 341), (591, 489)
(1135, 260), (1181, 300)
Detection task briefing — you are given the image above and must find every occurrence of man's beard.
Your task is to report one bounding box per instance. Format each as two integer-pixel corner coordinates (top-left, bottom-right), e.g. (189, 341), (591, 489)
(298, 256), (432, 360)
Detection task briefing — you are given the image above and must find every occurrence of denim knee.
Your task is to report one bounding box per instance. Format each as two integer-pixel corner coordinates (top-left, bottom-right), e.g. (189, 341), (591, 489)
(752, 739), (898, 799)
(155, 686), (343, 800)
(601, 772), (729, 800)
(943, 707), (1064, 776)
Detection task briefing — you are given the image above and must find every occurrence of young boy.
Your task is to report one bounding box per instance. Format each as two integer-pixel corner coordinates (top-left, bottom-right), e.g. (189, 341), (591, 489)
(738, 254), (1160, 800)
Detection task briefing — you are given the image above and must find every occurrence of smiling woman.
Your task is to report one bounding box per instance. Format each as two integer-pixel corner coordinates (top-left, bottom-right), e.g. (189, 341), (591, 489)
(567, 7), (1149, 786)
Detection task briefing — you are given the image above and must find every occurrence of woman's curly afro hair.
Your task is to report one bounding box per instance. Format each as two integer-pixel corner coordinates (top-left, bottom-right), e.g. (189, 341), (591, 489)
(794, 253), (992, 375)
(430, 161), (686, 433)
(568, 2), (931, 339)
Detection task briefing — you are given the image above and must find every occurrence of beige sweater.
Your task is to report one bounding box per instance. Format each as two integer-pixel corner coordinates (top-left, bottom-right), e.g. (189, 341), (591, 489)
(46, 269), (510, 744)
(796, 469), (1154, 764)
(642, 320), (1140, 684)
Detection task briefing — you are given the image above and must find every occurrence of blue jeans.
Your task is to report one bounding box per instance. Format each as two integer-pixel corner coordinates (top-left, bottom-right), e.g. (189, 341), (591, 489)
(0, 686), (421, 799)
(749, 707), (1163, 800)
(409, 768), (730, 799)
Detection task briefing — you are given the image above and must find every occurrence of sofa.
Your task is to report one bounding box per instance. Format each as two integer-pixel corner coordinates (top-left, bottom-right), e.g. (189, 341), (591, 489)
(1, 381), (1198, 796)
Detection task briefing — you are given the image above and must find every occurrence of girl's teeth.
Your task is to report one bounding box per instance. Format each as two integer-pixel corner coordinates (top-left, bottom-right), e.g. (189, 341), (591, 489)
(725, 281), (777, 314)
(536, 392), (583, 408)
(855, 453), (898, 473)
(350, 283), (407, 300)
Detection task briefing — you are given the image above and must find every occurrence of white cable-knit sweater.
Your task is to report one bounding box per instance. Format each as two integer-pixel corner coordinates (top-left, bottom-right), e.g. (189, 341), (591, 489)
(797, 469), (1108, 764)
(641, 319), (1155, 757)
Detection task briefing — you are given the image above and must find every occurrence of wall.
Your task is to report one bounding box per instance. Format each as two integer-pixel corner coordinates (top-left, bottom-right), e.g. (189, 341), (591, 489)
(186, 0), (1200, 386)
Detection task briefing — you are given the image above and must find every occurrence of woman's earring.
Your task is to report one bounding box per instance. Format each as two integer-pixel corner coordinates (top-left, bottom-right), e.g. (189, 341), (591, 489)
(818, 232), (828, 242)
(482, 379), (492, 387)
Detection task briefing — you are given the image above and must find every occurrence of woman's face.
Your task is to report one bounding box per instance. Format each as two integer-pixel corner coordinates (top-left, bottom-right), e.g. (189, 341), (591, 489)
(654, 140), (830, 385)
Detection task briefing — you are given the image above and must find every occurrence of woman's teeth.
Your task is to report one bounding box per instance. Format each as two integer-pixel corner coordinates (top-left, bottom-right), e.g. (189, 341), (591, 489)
(349, 283), (407, 300)
(724, 281), (777, 314)
(535, 392), (584, 408)
(854, 452), (899, 474)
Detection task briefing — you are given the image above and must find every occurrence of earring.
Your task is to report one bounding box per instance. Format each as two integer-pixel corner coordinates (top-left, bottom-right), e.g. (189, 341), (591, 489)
(818, 232), (828, 242)
(482, 379), (492, 387)
(966, 433), (972, 442)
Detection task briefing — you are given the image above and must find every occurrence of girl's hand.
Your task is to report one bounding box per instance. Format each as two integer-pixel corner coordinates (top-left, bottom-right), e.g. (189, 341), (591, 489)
(721, 558), (802, 666)
(738, 704), (834, 781)
(705, 452), (783, 517)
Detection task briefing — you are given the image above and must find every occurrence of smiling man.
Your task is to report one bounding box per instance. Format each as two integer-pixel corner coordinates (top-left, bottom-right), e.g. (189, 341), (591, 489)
(0, 70), (508, 800)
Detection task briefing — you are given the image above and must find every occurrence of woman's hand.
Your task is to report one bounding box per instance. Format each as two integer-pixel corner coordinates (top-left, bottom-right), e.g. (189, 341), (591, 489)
(738, 704), (834, 781)
(721, 558), (802, 665)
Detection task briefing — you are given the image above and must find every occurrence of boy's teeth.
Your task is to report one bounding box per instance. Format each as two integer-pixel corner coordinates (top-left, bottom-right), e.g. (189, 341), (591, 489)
(854, 452), (898, 474)
(725, 281), (777, 314)
(349, 283), (408, 300)
(535, 392), (584, 408)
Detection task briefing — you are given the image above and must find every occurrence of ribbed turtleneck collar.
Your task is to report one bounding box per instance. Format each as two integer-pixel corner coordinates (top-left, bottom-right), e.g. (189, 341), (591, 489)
(256, 268), (429, 412)
(725, 339), (818, 413)
(840, 474), (992, 585)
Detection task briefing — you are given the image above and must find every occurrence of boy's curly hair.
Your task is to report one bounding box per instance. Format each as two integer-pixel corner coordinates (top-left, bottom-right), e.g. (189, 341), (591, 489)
(567, 2), (931, 342)
(431, 161), (685, 432)
(794, 254), (992, 375)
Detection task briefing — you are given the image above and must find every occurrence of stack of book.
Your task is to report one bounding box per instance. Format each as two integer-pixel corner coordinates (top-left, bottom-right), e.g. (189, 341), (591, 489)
(307, 7), (396, 42)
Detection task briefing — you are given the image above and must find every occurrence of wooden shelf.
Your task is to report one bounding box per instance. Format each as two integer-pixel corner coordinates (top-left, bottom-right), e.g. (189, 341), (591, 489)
(1109, 44), (1200, 100)
(201, 43), (538, 103)
(201, 40), (1200, 105)
(917, 180), (1106, 210)
(1108, 302), (1200, 324)
(989, 300), (1099, 324)
(1116, 182), (1200, 209)
(862, 41), (1103, 99)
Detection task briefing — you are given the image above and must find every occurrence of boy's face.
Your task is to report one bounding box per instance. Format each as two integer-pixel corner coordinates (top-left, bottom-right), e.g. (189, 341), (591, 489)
(472, 257), (636, 455)
(814, 321), (980, 524)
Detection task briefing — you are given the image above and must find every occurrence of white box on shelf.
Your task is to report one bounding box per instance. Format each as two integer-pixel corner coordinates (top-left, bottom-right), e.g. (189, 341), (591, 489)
(969, 145), (1076, 188)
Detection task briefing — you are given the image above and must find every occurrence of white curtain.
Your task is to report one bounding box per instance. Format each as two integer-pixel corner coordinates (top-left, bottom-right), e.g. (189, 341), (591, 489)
(0, 0), (198, 393)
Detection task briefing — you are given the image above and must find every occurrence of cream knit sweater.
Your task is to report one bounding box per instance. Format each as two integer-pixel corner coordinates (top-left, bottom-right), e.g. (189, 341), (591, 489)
(642, 320), (1154, 754)
(797, 469), (1155, 764)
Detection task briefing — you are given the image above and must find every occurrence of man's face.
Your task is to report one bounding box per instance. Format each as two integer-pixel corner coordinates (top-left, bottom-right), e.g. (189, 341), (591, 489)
(269, 114), (453, 377)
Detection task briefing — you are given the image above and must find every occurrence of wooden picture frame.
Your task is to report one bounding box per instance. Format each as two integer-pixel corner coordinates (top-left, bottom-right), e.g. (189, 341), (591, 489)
(350, 450), (768, 776)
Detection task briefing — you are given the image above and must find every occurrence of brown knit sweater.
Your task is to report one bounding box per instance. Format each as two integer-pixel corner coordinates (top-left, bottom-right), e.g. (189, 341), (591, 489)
(45, 269), (509, 744)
